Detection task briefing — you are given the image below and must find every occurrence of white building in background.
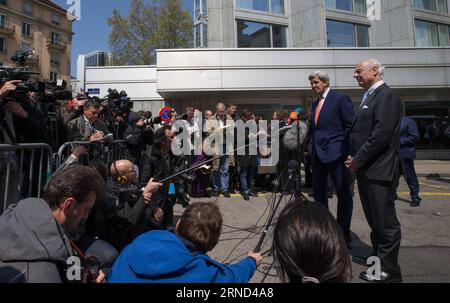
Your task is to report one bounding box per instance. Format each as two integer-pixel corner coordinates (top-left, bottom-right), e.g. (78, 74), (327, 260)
(76, 0), (450, 157)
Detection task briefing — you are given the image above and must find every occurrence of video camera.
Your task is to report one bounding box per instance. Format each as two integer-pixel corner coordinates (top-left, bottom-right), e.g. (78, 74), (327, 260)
(0, 51), (40, 101)
(0, 50), (72, 103)
(39, 79), (73, 103)
(104, 88), (133, 113)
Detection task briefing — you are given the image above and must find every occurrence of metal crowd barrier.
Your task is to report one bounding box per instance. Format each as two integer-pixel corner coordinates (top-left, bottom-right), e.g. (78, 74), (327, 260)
(0, 143), (53, 214)
(55, 140), (127, 168)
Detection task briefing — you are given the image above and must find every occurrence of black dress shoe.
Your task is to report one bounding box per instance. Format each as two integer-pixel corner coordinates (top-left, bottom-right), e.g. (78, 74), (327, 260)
(359, 271), (403, 283)
(410, 198), (421, 207)
(243, 193), (250, 201)
(248, 191), (258, 197)
(352, 256), (369, 266)
(221, 192), (231, 198)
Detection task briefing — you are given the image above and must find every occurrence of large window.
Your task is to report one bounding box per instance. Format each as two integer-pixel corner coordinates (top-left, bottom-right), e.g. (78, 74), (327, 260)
(52, 14), (61, 25)
(50, 71), (58, 82)
(0, 0), (6, 6)
(415, 19), (450, 46)
(23, 2), (32, 15)
(326, 19), (369, 47)
(0, 14), (5, 28)
(236, 0), (285, 15)
(51, 32), (61, 44)
(50, 52), (60, 65)
(325, 0), (367, 14)
(413, 0), (448, 14)
(22, 22), (32, 37)
(0, 37), (5, 53)
(237, 19), (286, 47)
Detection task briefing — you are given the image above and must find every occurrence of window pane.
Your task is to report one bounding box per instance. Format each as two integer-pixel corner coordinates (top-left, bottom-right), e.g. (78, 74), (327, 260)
(236, 0), (269, 13)
(415, 20), (439, 46)
(195, 24), (201, 47)
(438, 24), (450, 46)
(272, 24), (286, 47)
(52, 14), (61, 25)
(356, 24), (369, 46)
(413, 0), (436, 11)
(0, 37), (5, 52)
(202, 24), (208, 47)
(195, 0), (200, 18)
(237, 19), (271, 47)
(272, 0), (285, 14)
(336, 0), (353, 11)
(0, 15), (5, 27)
(325, 0), (336, 9)
(436, 0), (448, 13)
(354, 0), (367, 14)
(23, 2), (32, 14)
(22, 22), (31, 36)
(326, 19), (355, 47)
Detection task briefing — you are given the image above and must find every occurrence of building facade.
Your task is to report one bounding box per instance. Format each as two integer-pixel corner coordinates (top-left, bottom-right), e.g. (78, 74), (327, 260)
(194, 0), (450, 49)
(0, 0), (73, 83)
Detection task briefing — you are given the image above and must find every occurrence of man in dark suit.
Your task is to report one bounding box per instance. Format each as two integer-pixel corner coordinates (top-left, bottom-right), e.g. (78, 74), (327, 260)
(67, 98), (110, 142)
(398, 117), (421, 207)
(346, 58), (403, 283)
(309, 71), (354, 245)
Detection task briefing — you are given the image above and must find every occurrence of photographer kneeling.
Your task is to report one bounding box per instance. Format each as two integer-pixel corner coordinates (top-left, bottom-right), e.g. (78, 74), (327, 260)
(87, 159), (162, 250)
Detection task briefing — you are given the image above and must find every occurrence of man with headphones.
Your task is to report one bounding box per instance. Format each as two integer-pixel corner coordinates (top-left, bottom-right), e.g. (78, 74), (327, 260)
(81, 160), (162, 251)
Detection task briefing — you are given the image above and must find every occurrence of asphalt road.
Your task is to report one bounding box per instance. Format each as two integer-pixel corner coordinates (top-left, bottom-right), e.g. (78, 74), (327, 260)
(173, 175), (450, 283)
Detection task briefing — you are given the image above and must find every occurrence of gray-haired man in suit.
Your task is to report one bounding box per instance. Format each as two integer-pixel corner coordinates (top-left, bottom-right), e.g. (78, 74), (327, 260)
(346, 58), (403, 283)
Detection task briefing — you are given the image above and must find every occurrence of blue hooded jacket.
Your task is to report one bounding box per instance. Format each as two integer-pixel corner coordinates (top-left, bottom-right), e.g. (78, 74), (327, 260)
(107, 230), (257, 283)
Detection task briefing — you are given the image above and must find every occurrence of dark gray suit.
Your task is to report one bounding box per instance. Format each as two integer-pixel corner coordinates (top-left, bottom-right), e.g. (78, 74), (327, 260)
(350, 83), (403, 275)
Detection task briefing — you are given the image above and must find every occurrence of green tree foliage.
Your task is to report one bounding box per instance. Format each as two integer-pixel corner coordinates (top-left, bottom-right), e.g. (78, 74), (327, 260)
(108, 0), (192, 65)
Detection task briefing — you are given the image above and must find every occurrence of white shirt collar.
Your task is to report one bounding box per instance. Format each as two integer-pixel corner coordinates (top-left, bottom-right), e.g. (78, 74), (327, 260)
(368, 80), (385, 95)
(321, 87), (331, 100)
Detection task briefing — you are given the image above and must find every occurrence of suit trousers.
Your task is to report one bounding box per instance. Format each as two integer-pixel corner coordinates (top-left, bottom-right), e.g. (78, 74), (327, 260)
(312, 154), (353, 238)
(403, 158), (420, 200)
(356, 173), (402, 274)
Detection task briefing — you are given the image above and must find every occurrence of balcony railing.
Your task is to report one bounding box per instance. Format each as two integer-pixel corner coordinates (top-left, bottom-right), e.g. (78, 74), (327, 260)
(0, 22), (15, 36)
(46, 38), (66, 50)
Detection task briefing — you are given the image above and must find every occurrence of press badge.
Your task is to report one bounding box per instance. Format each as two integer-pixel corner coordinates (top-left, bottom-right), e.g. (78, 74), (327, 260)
(168, 182), (175, 195)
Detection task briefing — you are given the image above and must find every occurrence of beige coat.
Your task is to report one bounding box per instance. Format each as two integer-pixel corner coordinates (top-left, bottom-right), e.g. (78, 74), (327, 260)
(203, 114), (235, 171)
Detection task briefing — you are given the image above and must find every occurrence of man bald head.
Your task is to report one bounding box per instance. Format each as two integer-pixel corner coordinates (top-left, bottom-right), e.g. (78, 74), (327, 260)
(110, 159), (138, 185)
(353, 58), (385, 90)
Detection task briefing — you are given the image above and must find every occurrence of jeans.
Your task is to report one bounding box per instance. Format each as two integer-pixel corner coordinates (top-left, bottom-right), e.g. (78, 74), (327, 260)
(239, 166), (253, 194)
(213, 145), (229, 193)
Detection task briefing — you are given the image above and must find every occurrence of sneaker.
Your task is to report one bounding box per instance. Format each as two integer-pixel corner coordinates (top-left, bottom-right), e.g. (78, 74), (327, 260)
(243, 193), (250, 201)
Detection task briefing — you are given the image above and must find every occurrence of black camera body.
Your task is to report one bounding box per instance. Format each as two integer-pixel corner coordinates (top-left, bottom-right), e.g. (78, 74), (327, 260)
(105, 88), (133, 113)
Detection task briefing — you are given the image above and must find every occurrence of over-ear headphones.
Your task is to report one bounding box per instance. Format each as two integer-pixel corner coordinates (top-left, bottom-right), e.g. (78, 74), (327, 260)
(112, 161), (128, 185)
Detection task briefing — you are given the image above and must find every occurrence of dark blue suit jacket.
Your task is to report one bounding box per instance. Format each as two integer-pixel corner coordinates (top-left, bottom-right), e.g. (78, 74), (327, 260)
(310, 89), (354, 164)
(400, 117), (419, 160)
